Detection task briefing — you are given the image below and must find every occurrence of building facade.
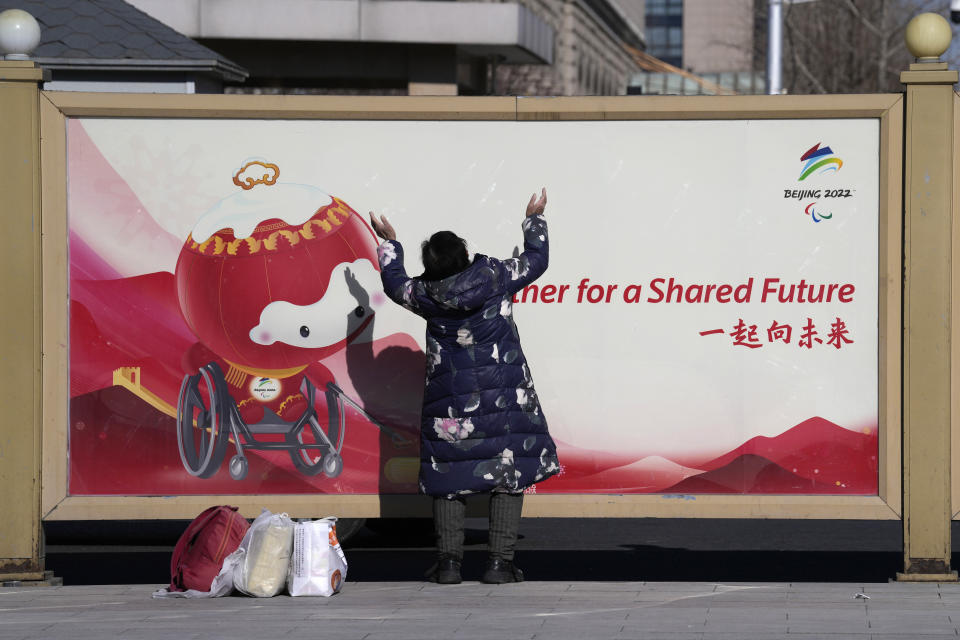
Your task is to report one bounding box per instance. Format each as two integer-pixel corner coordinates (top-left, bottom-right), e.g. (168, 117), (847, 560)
(634, 0), (764, 95)
(128, 0), (644, 96)
(492, 0), (645, 95)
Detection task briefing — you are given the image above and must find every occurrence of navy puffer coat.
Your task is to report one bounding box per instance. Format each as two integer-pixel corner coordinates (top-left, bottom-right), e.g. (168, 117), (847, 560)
(377, 214), (559, 496)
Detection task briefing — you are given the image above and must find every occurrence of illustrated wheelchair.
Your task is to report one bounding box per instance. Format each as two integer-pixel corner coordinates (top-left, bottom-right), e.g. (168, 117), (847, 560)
(176, 361), (404, 481)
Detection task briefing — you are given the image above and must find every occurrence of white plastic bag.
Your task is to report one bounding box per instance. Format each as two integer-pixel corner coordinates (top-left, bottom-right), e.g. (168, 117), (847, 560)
(287, 517), (348, 597)
(233, 509), (295, 598)
(152, 554), (239, 598)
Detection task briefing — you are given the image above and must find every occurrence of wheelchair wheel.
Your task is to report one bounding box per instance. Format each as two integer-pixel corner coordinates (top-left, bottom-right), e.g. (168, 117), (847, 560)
(286, 415), (342, 478)
(176, 367), (230, 478)
(229, 454), (249, 481)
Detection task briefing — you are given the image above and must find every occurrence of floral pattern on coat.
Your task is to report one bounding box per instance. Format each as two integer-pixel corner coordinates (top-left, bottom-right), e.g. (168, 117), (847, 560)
(377, 214), (559, 496)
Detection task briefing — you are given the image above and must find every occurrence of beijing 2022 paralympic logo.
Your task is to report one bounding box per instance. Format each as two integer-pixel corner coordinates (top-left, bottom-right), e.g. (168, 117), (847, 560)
(783, 142), (853, 223)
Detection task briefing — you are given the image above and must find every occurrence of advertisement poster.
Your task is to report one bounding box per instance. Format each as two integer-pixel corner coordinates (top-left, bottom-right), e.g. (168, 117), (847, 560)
(66, 116), (879, 496)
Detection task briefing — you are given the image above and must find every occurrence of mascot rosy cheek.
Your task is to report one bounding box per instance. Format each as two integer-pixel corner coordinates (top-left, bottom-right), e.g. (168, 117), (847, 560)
(175, 161), (383, 381)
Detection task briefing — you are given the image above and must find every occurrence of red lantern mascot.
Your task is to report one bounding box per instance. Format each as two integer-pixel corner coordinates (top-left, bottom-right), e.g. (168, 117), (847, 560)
(174, 161), (395, 481)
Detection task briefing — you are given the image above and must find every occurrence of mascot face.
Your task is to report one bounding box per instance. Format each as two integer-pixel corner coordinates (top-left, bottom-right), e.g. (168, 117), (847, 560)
(175, 161), (383, 374)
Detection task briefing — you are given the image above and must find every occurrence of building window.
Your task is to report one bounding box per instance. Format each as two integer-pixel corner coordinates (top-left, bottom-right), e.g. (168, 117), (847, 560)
(646, 0), (682, 16)
(645, 0), (682, 68)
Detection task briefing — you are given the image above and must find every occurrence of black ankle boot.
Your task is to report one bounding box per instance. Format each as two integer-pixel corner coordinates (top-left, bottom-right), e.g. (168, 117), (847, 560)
(481, 556), (524, 584)
(426, 554), (462, 584)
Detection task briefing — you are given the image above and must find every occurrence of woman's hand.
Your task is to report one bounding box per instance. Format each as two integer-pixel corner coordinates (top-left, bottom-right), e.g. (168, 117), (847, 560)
(369, 212), (397, 241)
(526, 187), (547, 217)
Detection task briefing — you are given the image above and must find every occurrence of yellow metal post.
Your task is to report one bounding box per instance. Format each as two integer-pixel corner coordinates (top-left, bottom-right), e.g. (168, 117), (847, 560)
(0, 60), (47, 581)
(898, 14), (959, 581)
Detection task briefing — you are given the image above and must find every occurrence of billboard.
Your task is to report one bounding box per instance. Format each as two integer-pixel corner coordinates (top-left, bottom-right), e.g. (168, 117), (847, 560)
(66, 116), (879, 497)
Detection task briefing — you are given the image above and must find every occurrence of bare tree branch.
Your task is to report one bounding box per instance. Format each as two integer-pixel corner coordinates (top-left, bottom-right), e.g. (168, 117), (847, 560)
(773, 0), (917, 94)
(790, 42), (828, 93)
(842, 0), (883, 37)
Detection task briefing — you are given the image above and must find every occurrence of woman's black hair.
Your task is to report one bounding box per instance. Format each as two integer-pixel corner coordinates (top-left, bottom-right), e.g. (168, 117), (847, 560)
(421, 231), (470, 281)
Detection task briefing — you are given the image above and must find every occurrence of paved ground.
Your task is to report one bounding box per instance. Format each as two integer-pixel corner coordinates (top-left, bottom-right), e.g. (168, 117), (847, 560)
(2, 580), (959, 639)
(17, 518), (960, 639)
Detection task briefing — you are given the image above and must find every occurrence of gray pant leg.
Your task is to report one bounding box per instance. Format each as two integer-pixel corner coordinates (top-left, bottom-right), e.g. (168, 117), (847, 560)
(488, 492), (524, 561)
(433, 496), (466, 560)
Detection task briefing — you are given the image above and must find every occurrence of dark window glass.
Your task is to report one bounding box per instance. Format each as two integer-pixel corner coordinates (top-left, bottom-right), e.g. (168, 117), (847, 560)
(648, 26), (667, 47)
(646, 0), (682, 16)
(668, 26), (682, 46)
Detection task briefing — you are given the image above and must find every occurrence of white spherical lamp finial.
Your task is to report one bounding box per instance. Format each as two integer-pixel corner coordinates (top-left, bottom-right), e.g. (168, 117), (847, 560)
(0, 9), (42, 60)
(904, 13), (952, 62)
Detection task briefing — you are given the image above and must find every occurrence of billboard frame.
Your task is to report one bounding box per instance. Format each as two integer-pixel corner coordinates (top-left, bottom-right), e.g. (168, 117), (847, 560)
(38, 91), (903, 521)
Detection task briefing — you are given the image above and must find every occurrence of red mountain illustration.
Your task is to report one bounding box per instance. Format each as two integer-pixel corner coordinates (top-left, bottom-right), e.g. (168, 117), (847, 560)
(541, 450), (702, 493)
(693, 417), (877, 492)
(540, 417), (878, 495)
(550, 440), (647, 479)
(661, 453), (834, 494)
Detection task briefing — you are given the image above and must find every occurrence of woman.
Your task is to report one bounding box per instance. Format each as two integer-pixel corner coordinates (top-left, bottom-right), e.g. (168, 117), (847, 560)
(369, 188), (559, 584)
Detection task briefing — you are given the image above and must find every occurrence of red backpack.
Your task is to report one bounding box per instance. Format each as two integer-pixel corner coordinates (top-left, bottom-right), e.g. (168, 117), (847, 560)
(169, 505), (249, 592)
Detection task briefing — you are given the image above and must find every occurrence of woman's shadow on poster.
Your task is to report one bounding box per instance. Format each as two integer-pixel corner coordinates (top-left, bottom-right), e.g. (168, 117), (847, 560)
(343, 267), (424, 498)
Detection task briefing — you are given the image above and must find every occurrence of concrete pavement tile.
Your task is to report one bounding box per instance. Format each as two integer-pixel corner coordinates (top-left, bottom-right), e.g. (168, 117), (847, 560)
(861, 594), (948, 604)
(705, 608), (787, 625)
(494, 582), (574, 591)
(623, 618), (709, 631)
(867, 616), (958, 634)
(518, 600), (631, 613)
(656, 595), (757, 608)
(867, 610), (955, 620)
(536, 606), (632, 619)
(612, 634), (705, 640)
(0, 593), (127, 607)
(482, 593), (567, 604)
(785, 623), (870, 635)
(626, 605), (707, 618)
(557, 593), (645, 605)
(538, 615), (630, 631)
(467, 583), (570, 594)
(703, 621), (789, 635)
(632, 592), (702, 604)
(785, 592), (874, 603)
(699, 596), (788, 607)
(453, 621), (546, 635)
(0, 623), (54, 638)
(857, 598), (948, 609)
(620, 617), (708, 634)
(786, 584), (876, 595)
(564, 583), (644, 592)
(362, 634), (492, 640)
(704, 587), (786, 598)
(284, 627), (377, 639)
(785, 582), (858, 591)
(863, 583), (944, 594)
(867, 636), (960, 639)
(453, 632), (539, 640)
(621, 622), (708, 635)
(21, 629), (144, 639)
(703, 634), (860, 640)
(88, 633), (206, 640)
(632, 588), (731, 602)
(868, 627), (959, 636)
(786, 608), (868, 620)
(636, 583), (725, 592)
